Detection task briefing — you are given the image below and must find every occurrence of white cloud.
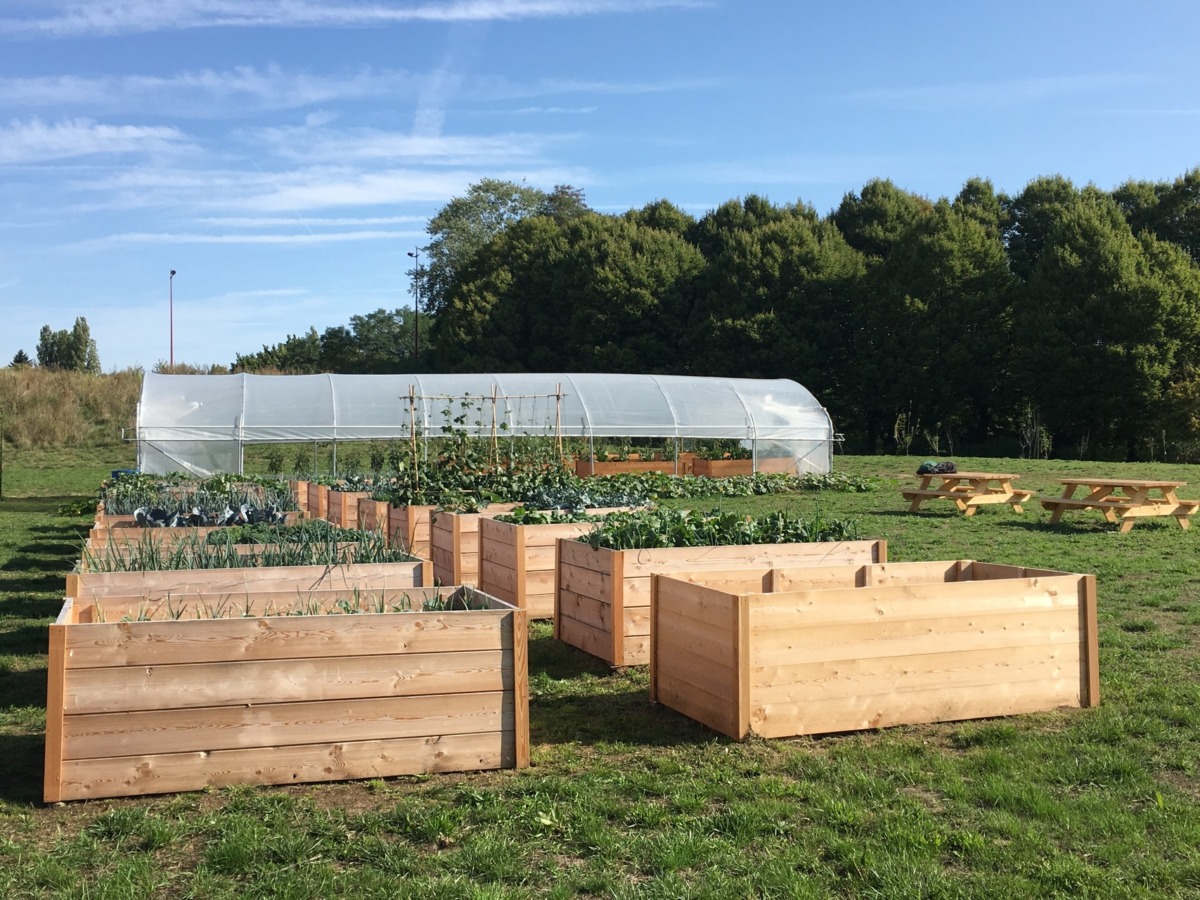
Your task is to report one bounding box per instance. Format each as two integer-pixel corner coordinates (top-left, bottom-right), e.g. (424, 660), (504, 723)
(510, 106), (598, 114)
(0, 0), (710, 38)
(74, 229), (416, 249)
(473, 74), (723, 100)
(0, 67), (420, 116)
(845, 73), (1152, 110)
(0, 118), (191, 163)
(196, 215), (427, 226)
(221, 166), (587, 211)
(249, 125), (552, 165)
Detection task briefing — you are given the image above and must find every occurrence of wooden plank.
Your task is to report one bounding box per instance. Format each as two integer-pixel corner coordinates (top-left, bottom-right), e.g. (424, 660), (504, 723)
(63, 609), (511, 668)
(556, 538), (617, 575)
(654, 577), (743, 630)
(68, 561), (427, 599)
(74, 587), (448, 622)
(863, 561), (965, 586)
(621, 635), (650, 666)
(624, 605), (651, 637)
(556, 590), (613, 631)
(65, 649), (513, 714)
(654, 670), (739, 737)
(751, 642), (1079, 704)
(43, 624), (67, 803)
(745, 576), (1083, 629)
(771, 566), (865, 591)
(664, 568), (773, 594)
(654, 613), (737, 670)
(1081, 574), (1100, 707)
(749, 607), (1082, 668)
(751, 676), (1081, 739)
(55, 730), (514, 801)
(63, 691), (511, 759)
(557, 562), (612, 600)
(736, 593), (750, 740)
(555, 614), (616, 665)
(511, 609), (530, 768)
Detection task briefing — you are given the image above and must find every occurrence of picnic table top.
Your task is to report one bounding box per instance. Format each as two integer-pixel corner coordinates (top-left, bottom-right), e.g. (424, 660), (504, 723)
(918, 471), (1021, 481)
(1057, 478), (1186, 489)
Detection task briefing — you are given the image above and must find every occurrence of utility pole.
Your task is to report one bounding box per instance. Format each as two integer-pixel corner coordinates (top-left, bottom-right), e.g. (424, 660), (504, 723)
(169, 269), (177, 369)
(406, 249), (420, 359)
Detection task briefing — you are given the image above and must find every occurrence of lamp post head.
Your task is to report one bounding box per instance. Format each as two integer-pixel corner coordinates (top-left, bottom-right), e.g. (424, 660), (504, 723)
(170, 269), (176, 277)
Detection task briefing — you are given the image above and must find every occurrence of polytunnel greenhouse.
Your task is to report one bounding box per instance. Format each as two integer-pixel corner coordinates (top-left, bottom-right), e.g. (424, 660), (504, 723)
(134, 372), (838, 477)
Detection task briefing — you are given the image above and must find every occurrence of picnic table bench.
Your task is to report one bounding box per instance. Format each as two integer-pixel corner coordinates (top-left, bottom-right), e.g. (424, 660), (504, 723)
(902, 471), (1032, 516)
(1040, 478), (1200, 532)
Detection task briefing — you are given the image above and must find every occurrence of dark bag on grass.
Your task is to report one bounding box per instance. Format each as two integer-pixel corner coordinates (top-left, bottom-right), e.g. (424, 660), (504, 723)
(916, 460), (957, 476)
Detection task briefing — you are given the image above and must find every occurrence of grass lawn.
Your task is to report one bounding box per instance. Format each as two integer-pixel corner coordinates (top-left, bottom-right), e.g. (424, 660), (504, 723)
(2, 449), (1200, 897)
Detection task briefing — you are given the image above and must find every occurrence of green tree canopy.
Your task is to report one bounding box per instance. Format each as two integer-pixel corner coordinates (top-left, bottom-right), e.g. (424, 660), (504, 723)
(36, 318), (100, 373)
(1012, 191), (1200, 456)
(421, 179), (590, 317)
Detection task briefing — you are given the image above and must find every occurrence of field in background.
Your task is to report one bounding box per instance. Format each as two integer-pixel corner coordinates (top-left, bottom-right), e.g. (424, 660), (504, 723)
(1, 450), (1199, 896)
(0, 369), (141, 450)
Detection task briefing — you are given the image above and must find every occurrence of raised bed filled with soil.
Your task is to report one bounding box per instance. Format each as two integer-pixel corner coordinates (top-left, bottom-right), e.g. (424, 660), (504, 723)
(555, 538), (887, 667)
(45, 584), (528, 802)
(649, 560), (1099, 739)
(66, 558), (431, 603)
(692, 458), (753, 478)
(575, 457), (678, 477)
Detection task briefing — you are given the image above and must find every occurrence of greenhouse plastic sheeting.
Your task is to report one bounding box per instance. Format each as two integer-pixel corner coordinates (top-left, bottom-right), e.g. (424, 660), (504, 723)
(136, 373), (835, 476)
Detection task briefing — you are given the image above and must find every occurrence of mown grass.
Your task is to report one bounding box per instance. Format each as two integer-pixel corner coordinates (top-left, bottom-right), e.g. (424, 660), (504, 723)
(3, 450), (1200, 897)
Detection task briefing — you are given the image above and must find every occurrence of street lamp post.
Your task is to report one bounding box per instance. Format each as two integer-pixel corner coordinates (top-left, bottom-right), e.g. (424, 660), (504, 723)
(169, 269), (176, 370)
(406, 250), (420, 359)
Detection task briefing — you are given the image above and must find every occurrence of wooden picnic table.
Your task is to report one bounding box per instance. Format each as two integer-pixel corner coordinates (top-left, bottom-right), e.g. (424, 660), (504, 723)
(902, 471), (1032, 516)
(1040, 478), (1200, 533)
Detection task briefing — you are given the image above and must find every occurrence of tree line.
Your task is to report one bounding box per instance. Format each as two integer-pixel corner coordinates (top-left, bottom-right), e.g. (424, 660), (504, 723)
(233, 171), (1200, 460)
(9, 318), (101, 373)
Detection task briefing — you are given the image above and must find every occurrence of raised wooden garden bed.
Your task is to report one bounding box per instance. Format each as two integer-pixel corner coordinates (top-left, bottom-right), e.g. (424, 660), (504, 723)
(66, 558), (432, 603)
(358, 498), (389, 533)
(478, 510), (625, 619)
(649, 560), (1099, 739)
(575, 457), (677, 477)
(307, 483), (329, 521)
(692, 458), (753, 478)
(555, 538), (888, 666)
(45, 585), (529, 802)
(388, 503), (438, 557)
(86, 514), (304, 549)
(289, 479), (310, 515)
(431, 505), (520, 586)
(328, 489), (372, 529)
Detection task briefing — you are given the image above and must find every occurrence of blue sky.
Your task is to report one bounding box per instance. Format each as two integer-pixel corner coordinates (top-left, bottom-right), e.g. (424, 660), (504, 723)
(1, 0), (1198, 372)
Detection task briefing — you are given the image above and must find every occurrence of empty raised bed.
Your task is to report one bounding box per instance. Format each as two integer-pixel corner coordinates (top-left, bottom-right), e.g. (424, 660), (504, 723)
(555, 537), (887, 667)
(45, 585), (528, 801)
(649, 560), (1099, 740)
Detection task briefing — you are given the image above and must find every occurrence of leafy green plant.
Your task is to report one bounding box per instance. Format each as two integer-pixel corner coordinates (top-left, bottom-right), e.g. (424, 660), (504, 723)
(493, 507), (602, 526)
(581, 507), (859, 550)
(81, 527), (418, 572)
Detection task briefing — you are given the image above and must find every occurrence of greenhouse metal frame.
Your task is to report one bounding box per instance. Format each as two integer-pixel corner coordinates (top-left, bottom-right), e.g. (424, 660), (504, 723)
(134, 372), (837, 477)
